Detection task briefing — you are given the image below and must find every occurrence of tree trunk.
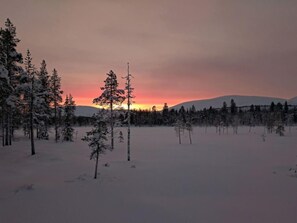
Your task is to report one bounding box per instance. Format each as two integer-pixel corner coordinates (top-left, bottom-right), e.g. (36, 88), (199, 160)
(127, 95), (131, 161)
(94, 149), (99, 179)
(178, 127), (181, 144)
(30, 81), (35, 155)
(54, 103), (58, 143)
(5, 113), (9, 146)
(1, 114), (4, 147)
(8, 113), (11, 145)
(110, 100), (114, 150)
(188, 130), (192, 144)
(127, 126), (131, 161)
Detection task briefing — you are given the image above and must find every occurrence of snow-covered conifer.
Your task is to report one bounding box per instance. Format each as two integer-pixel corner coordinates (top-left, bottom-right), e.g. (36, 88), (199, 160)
(50, 69), (63, 142)
(20, 49), (45, 155)
(0, 19), (23, 146)
(82, 112), (110, 179)
(35, 60), (51, 139)
(62, 94), (76, 141)
(162, 103), (169, 125)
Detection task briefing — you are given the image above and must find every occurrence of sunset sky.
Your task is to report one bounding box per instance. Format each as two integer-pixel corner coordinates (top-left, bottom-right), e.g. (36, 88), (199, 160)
(1, 0), (297, 109)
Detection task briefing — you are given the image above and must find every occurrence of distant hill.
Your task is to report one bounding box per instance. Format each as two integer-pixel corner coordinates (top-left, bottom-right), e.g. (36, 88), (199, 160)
(75, 106), (98, 117)
(288, 96), (297, 105)
(171, 95), (297, 111)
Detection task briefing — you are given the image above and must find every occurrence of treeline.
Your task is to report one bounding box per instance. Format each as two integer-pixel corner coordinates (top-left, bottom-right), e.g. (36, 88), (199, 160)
(126, 100), (297, 135)
(0, 19), (76, 153)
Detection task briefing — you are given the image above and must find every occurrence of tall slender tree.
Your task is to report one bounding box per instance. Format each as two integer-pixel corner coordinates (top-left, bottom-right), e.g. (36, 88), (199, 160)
(124, 63), (134, 161)
(93, 70), (125, 150)
(19, 50), (43, 155)
(36, 60), (51, 139)
(24, 50), (36, 155)
(50, 69), (63, 142)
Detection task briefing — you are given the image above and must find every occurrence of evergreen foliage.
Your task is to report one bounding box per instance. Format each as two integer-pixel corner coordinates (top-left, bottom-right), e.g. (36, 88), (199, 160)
(82, 112), (110, 179)
(36, 60), (51, 139)
(0, 19), (23, 146)
(50, 69), (63, 142)
(93, 70), (125, 150)
(62, 94), (76, 141)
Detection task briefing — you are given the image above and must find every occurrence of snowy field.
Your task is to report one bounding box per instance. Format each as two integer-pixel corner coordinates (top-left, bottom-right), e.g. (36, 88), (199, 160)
(0, 126), (297, 223)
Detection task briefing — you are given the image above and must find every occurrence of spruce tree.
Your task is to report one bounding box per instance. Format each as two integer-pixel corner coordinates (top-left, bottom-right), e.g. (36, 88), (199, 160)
(162, 103), (169, 124)
(0, 18), (23, 146)
(230, 99), (237, 115)
(36, 60), (51, 139)
(93, 70), (125, 150)
(50, 69), (63, 142)
(20, 50), (44, 155)
(62, 94), (76, 141)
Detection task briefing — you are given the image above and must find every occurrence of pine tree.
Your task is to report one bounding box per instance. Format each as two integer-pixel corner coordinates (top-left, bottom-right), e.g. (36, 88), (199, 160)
(82, 112), (110, 179)
(50, 69), (63, 142)
(93, 70), (125, 150)
(62, 94), (76, 141)
(0, 18), (23, 146)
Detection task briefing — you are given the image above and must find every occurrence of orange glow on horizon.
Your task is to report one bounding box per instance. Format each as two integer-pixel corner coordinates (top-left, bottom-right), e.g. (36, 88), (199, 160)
(65, 83), (221, 111)
(73, 97), (206, 110)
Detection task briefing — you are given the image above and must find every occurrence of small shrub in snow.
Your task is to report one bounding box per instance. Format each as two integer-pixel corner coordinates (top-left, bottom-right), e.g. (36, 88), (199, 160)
(118, 130), (124, 143)
(275, 123), (285, 136)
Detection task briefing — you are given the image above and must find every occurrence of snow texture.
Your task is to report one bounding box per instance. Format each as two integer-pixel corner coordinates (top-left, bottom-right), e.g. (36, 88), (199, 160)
(0, 126), (296, 223)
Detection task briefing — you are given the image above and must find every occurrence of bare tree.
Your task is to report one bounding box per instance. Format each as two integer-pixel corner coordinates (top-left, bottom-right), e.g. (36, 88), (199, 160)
(123, 63), (134, 161)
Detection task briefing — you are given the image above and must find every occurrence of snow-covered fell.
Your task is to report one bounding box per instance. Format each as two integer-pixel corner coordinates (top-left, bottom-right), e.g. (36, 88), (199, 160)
(288, 96), (297, 105)
(75, 106), (98, 117)
(172, 95), (297, 110)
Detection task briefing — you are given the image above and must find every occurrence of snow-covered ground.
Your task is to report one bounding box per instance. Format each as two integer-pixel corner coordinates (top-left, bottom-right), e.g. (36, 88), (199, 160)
(0, 127), (296, 223)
